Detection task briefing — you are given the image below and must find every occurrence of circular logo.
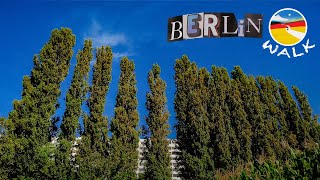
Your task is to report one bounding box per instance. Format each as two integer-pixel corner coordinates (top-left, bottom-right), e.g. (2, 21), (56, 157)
(269, 8), (307, 46)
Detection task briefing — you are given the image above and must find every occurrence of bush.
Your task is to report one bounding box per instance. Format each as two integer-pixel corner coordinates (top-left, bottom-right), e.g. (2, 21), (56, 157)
(229, 147), (320, 180)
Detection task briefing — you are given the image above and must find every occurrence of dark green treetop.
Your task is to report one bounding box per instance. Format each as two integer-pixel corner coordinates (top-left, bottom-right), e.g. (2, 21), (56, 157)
(61, 39), (93, 141)
(110, 57), (139, 179)
(143, 64), (171, 180)
(4, 28), (75, 178)
(231, 67), (274, 159)
(278, 81), (305, 149)
(77, 45), (113, 179)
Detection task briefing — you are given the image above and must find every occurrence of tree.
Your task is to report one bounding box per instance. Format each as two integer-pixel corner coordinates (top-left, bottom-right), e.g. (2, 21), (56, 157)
(228, 79), (253, 163)
(77, 46), (113, 179)
(34, 138), (73, 180)
(209, 66), (237, 170)
(219, 67), (241, 167)
(2, 28), (75, 178)
(61, 39), (93, 141)
(311, 120), (320, 144)
(272, 78), (290, 148)
(174, 55), (198, 169)
(174, 56), (215, 179)
(143, 64), (171, 180)
(48, 40), (93, 179)
(231, 67), (274, 160)
(278, 81), (304, 149)
(0, 117), (14, 179)
(110, 57), (139, 179)
(182, 66), (215, 179)
(293, 86), (319, 144)
(186, 67), (215, 179)
(257, 76), (287, 159)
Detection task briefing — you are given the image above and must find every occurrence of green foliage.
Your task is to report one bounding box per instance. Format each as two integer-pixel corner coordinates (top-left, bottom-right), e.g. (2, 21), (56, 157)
(228, 79), (253, 163)
(293, 86), (320, 145)
(0, 26), (319, 180)
(210, 66), (239, 169)
(278, 81), (305, 149)
(76, 136), (110, 180)
(0, 133), (15, 179)
(1, 28), (75, 179)
(53, 139), (74, 179)
(174, 55), (198, 155)
(0, 117), (6, 135)
(174, 58), (320, 179)
(143, 64), (171, 180)
(34, 139), (74, 179)
(61, 40), (93, 141)
(50, 40), (94, 179)
(310, 117), (320, 144)
(174, 56), (215, 179)
(110, 57), (139, 179)
(174, 60), (320, 179)
(233, 147), (320, 180)
(257, 76), (288, 159)
(231, 67), (274, 159)
(86, 46), (112, 150)
(77, 45), (113, 179)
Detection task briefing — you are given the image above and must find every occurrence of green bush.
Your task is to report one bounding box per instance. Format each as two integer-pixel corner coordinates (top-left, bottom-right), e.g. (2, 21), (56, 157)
(232, 147), (320, 180)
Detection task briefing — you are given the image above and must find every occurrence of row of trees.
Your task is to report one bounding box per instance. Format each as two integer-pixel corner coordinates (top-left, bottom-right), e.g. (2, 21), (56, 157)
(0, 28), (319, 179)
(174, 55), (320, 179)
(0, 28), (171, 179)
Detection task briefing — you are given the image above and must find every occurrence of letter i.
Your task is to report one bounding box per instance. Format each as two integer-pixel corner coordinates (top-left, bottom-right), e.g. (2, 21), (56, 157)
(238, 20), (244, 37)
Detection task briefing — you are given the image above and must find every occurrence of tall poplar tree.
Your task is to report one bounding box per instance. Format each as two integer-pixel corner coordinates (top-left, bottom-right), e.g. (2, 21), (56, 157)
(278, 81), (304, 148)
(174, 56), (214, 179)
(61, 39), (93, 141)
(110, 57), (139, 179)
(270, 79), (290, 146)
(293, 87), (312, 124)
(231, 67), (274, 159)
(184, 67), (214, 179)
(77, 46), (113, 179)
(187, 67), (215, 179)
(293, 86), (319, 144)
(86, 46), (112, 152)
(256, 76), (285, 159)
(209, 66), (238, 170)
(219, 67), (240, 167)
(51, 40), (93, 179)
(174, 55), (198, 165)
(144, 64), (171, 180)
(2, 28), (75, 178)
(228, 79), (253, 163)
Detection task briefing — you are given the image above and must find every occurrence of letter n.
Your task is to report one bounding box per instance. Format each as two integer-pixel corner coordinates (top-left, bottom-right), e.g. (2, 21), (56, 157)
(245, 14), (263, 38)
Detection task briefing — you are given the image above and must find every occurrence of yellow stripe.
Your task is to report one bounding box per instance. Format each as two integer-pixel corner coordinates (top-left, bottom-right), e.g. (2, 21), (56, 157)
(270, 28), (301, 45)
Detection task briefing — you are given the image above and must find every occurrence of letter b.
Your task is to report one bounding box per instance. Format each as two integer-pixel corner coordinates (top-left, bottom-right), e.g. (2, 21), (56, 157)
(168, 16), (183, 41)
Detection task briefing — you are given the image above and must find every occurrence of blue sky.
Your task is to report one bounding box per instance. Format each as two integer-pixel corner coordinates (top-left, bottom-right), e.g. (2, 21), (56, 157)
(0, 1), (319, 138)
(277, 9), (302, 20)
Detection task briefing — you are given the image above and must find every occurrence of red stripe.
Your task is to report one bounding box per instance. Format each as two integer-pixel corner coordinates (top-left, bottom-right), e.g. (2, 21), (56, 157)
(270, 21), (306, 29)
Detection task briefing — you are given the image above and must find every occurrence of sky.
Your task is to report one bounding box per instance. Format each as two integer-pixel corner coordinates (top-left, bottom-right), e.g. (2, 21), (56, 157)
(279, 10), (301, 20)
(0, 1), (319, 138)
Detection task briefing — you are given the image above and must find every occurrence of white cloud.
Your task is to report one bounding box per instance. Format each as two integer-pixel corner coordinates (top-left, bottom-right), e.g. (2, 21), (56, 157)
(85, 20), (128, 47)
(84, 20), (133, 65)
(273, 14), (289, 23)
(113, 52), (132, 59)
